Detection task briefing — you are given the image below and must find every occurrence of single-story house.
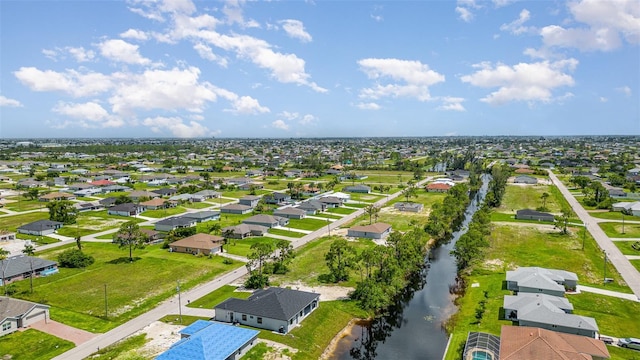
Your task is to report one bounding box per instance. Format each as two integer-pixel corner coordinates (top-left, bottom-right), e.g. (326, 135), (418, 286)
(347, 222), (392, 240)
(73, 202), (104, 212)
(215, 287), (320, 334)
(169, 233), (224, 255)
(513, 175), (538, 184)
(243, 214), (289, 228)
(155, 216), (197, 232)
(503, 293), (574, 320)
(331, 192), (351, 201)
(319, 196), (344, 208)
(296, 200), (327, 215)
(140, 229), (161, 243)
(0, 297), (50, 337)
(220, 204), (253, 214)
(182, 211), (220, 223)
(73, 188), (102, 197)
(38, 192), (76, 202)
(107, 203), (143, 217)
(128, 190), (160, 202)
(222, 224), (268, 239)
(193, 190), (221, 199)
(514, 168), (535, 174)
(156, 320), (259, 360)
(263, 192), (291, 205)
(98, 197), (117, 208)
(0, 231), (16, 242)
(0, 255), (59, 285)
(394, 202), (424, 213)
(426, 183), (452, 192)
(506, 267), (578, 295)
(139, 198), (169, 210)
(90, 179), (115, 187)
(152, 188), (178, 197)
(344, 185), (371, 193)
(239, 183), (264, 191)
(226, 177), (253, 186)
(100, 185), (132, 194)
(608, 188), (626, 197)
(273, 207), (306, 219)
(499, 325), (609, 359)
(515, 209), (555, 222)
(17, 220), (63, 236)
(238, 196), (261, 208)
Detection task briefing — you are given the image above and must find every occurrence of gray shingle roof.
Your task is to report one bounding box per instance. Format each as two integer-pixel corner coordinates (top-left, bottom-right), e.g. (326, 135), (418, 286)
(0, 296), (49, 322)
(216, 287), (319, 321)
(17, 220), (63, 232)
(0, 255), (58, 279)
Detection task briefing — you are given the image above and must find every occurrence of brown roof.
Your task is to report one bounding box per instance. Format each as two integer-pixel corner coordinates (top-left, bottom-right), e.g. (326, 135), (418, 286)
(426, 183), (452, 190)
(140, 198), (166, 206)
(514, 168), (535, 174)
(39, 192), (74, 200)
(170, 233), (224, 250)
(349, 222), (392, 234)
(499, 325), (610, 360)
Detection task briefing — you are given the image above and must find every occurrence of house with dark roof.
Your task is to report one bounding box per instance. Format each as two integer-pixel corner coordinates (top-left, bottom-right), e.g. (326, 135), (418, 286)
(215, 287), (320, 334)
(107, 203), (142, 217)
(0, 255), (59, 285)
(73, 202), (104, 212)
(222, 224), (268, 239)
(243, 214), (289, 228)
(128, 190), (160, 202)
(99, 197), (118, 208)
(344, 184), (371, 193)
(0, 297), (50, 337)
(515, 209), (555, 222)
(347, 222), (392, 240)
(155, 216), (197, 232)
(169, 233), (224, 255)
(513, 175), (538, 184)
(238, 195), (261, 208)
(182, 211), (220, 223)
(263, 192), (291, 205)
(499, 325), (610, 359)
(156, 320), (259, 360)
(193, 190), (221, 199)
(17, 220), (63, 236)
(220, 204), (252, 214)
(152, 188), (178, 197)
(273, 207), (306, 219)
(319, 196), (344, 208)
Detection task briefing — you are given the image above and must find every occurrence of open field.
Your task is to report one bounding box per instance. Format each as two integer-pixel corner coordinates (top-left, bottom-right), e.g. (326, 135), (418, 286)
(326, 207), (357, 215)
(599, 222), (640, 238)
(347, 209), (428, 232)
(268, 228), (306, 238)
(0, 329), (75, 360)
(56, 213), (131, 237)
(613, 240), (640, 255)
(225, 237), (283, 257)
(310, 213), (342, 220)
(140, 207), (187, 218)
(3, 198), (46, 211)
(497, 184), (563, 214)
(288, 218), (331, 231)
(181, 201), (212, 209)
(12, 243), (242, 332)
(344, 193), (383, 202)
(0, 211), (49, 231)
(569, 292), (640, 337)
(187, 285), (251, 309)
(387, 190), (446, 209)
(221, 189), (271, 199)
(588, 211), (640, 221)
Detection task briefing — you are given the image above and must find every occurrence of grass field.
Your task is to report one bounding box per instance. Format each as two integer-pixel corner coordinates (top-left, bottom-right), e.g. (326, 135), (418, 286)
(497, 184), (563, 214)
(181, 202), (212, 209)
(387, 190), (446, 209)
(0, 329), (75, 360)
(3, 198), (46, 211)
(347, 210), (428, 232)
(588, 211), (640, 221)
(140, 207), (186, 218)
(346, 193), (383, 202)
(599, 222), (640, 238)
(268, 228), (306, 238)
(309, 213), (342, 220)
(613, 240), (640, 255)
(56, 213), (131, 237)
(0, 211), (49, 231)
(187, 285), (252, 309)
(326, 207), (357, 215)
(12, 243), (242, 332)
(225, 237), (283, 257)
(221, 189), (271, 199)
(569, 292), (640, 337)
(287, 218), (330, 231)
(87, 333), (148, 360)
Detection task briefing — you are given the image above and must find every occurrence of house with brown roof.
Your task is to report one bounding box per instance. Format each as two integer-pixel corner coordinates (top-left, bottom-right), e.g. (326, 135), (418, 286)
(169, 233), (224, 255)
(38, 192), (76, 202)
(0, 297), (50, 337)
(139, 197), (169, 210)
(426, 182), (452, 193)
(347, 223), (392, 240)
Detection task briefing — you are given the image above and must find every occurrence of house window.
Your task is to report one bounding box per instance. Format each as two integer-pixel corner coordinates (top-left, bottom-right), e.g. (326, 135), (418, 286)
(2, 322), (11, 331)
(257, 317), (262, 324)
(242, 314), (247, 321)
(289, 319), (293, 325)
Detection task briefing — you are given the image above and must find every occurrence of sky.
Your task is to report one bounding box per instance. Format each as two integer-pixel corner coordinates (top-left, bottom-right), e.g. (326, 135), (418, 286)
(0, 0), (638, 138)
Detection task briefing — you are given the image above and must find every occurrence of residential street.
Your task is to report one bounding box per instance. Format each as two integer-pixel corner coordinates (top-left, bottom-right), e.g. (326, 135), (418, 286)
(548, 170), (640, 299)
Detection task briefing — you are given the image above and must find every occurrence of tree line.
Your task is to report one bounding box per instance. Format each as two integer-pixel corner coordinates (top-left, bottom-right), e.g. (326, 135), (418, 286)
(423, 183), (471, 245)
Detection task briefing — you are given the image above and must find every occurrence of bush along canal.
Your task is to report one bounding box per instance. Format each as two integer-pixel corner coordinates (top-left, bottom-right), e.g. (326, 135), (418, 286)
(331, 174), (491, 360)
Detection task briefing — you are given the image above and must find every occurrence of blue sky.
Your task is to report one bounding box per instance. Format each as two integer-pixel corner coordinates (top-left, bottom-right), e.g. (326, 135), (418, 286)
(1, 0), (638, 138)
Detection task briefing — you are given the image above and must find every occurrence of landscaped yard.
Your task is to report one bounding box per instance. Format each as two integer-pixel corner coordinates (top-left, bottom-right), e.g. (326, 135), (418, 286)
(225, 237), (283, 257)
(187, 285), (252, 309)
(12, 242), (243, 333)
(0, 329), (74, 360)
(599, 222), (640, 238)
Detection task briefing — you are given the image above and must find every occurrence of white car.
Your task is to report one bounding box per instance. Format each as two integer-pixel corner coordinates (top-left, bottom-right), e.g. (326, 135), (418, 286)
(618, 337), (640, 350)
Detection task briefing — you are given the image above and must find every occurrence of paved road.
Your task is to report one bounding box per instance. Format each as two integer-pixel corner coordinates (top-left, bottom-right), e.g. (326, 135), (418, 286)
(548, 170), (640, 298)
(574, 284), (640, 302)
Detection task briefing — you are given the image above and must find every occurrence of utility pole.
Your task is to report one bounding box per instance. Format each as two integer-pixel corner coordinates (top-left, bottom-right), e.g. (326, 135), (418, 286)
(622, 212), (625, 234)
(177, 280), (182, 324)
(327, 219), (331, 236)
(582, 223), (587, 250)
(104, 284), (108, 319)
(603, 251), (608, 285)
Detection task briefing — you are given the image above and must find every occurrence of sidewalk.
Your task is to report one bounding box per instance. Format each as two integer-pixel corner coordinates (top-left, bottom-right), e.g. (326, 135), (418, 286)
(573, 285), (640, 302)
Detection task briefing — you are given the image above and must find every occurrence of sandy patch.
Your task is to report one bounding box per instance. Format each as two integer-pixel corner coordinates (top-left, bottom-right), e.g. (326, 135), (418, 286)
(279, 281), (354, 301)
(260, 339), (297, 360)
(134, 321), (183, 358)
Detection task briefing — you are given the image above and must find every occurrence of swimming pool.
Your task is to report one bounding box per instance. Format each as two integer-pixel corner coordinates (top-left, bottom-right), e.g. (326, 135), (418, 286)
(471, 350), (493, 360)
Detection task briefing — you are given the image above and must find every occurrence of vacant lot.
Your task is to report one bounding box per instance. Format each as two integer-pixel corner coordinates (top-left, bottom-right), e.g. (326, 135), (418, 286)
(0, 329), (74, 360)
(187, 285), (251, 309)
(225, 237), (283, 257)
(600, 222), (640, 238)
(588, 211), (640, 221)
(497, 184), (563, 214)
(56, 213), (131, 237)
(0, 211), (49, 231)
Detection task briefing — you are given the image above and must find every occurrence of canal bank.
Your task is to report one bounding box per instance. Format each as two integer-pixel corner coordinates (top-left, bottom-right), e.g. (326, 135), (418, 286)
(330, 174), (490, 360)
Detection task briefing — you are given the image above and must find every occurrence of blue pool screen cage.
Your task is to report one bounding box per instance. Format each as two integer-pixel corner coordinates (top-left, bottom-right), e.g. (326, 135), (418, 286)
(462, 332), (501, 360)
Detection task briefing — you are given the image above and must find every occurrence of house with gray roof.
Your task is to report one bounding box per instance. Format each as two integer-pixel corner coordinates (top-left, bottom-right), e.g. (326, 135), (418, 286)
(215, 287), (320, 334)
(0, 255), (59, 286)
(319, 196), (344, 208)
(0, 297), (50, 337)
(193, 189), (221, 199)
(263, 192), (291, 205)
(347, 223), (392, 240)
(155, 216), (197, 232)
(222, 224), (268, 239)
(513, 175), (538, 184)
(344, 184), (371, 193)
(220, 204), (252, 214)
(238, 195), (261, 208)
(107, 203), (142, 217)
(17, 220), (63, 236)
(182, 211), (220, 223)
(152, 188), (178, 197)
(273, 207), (306, 219)
(515, 209), (555, 222)
(243, 215), (289, 228)
(506, 267), (578, 296)
(296, 200), (327, 215)
(394, 202), (424, 213)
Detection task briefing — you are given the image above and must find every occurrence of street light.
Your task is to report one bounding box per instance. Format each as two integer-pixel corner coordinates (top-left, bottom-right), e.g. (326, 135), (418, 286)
(603, 251), (608, 285)
(582, 223), (587, 250)
(176, 280), (183, 324)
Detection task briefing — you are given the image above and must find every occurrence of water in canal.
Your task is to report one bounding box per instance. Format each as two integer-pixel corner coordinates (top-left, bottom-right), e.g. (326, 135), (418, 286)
(332, 175), (490, 360)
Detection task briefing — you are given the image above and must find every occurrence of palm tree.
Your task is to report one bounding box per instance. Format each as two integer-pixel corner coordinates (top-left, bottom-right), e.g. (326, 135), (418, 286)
(540, 192), (549, 210)
(222, 228), (236, 248)
(22, 244), (36, 293)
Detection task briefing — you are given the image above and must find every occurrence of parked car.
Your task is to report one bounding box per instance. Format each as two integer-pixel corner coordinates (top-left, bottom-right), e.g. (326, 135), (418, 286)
(618, 337), (640, 350)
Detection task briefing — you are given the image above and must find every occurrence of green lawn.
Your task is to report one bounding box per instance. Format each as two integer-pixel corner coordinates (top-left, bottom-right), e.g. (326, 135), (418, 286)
(12, 243), (243, 332)
(257, 300), (367, 360)
(16, 233), (59, 245)
(3, 198), (46, 211)
(310, 213), (342, 220)
(87, 333), (148, 360)
(0, 211), (49, 231)
(0, 329), (75, 360)
(497, 184), (563, 214)
(632, 260), (640, 272)
(140, 207), (186, 218)
(268, 228), (306, 238)
(221, 189), (270, 199)
(346, 193), (383, 202)
(490, 212), (556, 224)
(288, 218), (330, 231)
(613, 240), (640, 255)
(343, 202), (369, 208)
(569, 293), (640, 337)
(225, 237), (282, 257)
(56, 213), (132, 237)
(347, 211), (427, 233)
(181, 202), (213, 209)
(326, 207), (357, 215)
(599, 222), (640, 238)
(588, 211), (640, 221)
(387, 190), (446, 209)
(187, 285), (252, 309)
(607, 345), (640, 360)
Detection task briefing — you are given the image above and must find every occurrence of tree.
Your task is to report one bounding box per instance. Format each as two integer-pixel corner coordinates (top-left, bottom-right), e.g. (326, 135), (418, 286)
(58, 249), (94, 268)
(115, 195), (132, 205)
(540, 192), (550, 210)
(22, 244), (36, 293)
(555, 207), (572, 235)
(24, 188), (39, 200)
(402, 184), (417, 203)
(325, 239), (357, 283)
(208, 222), (221, 235)
(273, 239), (295, 274)
(222, 228), (236, 246)
(365, 204), (380, 225)
(47, 200), (77, 224)
(0, 247), (9, 296)
(114, 221), (147, 262)
(247, 242), (274, 276)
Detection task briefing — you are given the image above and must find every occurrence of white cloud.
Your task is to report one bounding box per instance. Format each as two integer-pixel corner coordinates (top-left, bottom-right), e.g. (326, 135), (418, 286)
(67, 47), (96, 62)
(500, 9), (532, 35)
(272, 119), (289, 130)
(52, 101), (124, 128)
(193, 43), (228, 67)
(299, 114), (316, 125)
(461, 59), (578, 105)
(99, 39), (151, 65)
(355, 102), (381, 110)
(0, 96), (23, 107)
(14, 67), (113, 97)
(599, 96), (608, 102)
(42, 49), (59, 61)
(142, 116), (213, 138)
(438, 97), (466, 111)
(358, 58), (445, 101)
(279, 111), (299, 120)
(279, 19), (312, 42)
(120, 29), (149, 41)
(540, 25), (621, 51)
(159, 0), (196, 15)
(128, 5), (165, 22)
(493, 0), (516, 8)
(616, 86), (632, 96)
(455, 6), (474, 22)
(223, 0), (259, 28)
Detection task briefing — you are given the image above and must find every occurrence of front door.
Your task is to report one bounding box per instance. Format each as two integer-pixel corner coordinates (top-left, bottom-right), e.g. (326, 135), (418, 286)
(230, 312), (234, 322)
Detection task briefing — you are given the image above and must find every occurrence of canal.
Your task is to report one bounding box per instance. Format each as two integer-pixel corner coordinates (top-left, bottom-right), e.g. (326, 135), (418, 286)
(332, 174), (490, 360)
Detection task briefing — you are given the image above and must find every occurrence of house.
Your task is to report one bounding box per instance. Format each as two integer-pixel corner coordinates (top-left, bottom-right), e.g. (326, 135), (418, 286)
(238, 195), (261, 208)
(426, 182), (452, 192)
(17, 220), (63, 236)
(499, 325), (610, 359)
(169, 193), (203, 203)
(0, 231), (16, 242)
(140, 229), (161, 243)
(514, 168), (535, 174)
(0, 297), (50, 337)
(239, 182), (264, 191)
(506, 267), (578, 296)
(347, 222), (392, 240)
(182, 211), (220, 223)
(169, 233), (224, 255)
(98, 197), (117, 208)
(226, 177), (253, 186)
(296, 200), (327, 215)
(215, 287), (320, 334)
(319, 196), (344, 208)
(273, 207), (306, 219)
(514, 175), (538, 184)
(156, 320), (259, 360)
(515, 209), (555, 222)
(243, 214), (289, 228)
(139, 198), (169, 210)
(154, 216), (197, 232)
(73, 202), (104, 212)
(263, 192), (291, 205)
(152, 188), (178, 197)
(394, 202), (424, 212)
(220, 204), (252, 214)
(90, 179), (115, 187)
(344, 184), (371, 193)
(38, 192), (75, 202)
(222, 224), (268, 239)
(73, 188), (102, 197)
(608, 188), (626, 197)
(331, 192), (351, 201)
(193, 189), (220, 199)
(128, 190), (160, 202)
(0, 255), (59, 285)
(107, 203), (142, 217)
(100, 185), (131, 194)
(503, 293), (574, 319)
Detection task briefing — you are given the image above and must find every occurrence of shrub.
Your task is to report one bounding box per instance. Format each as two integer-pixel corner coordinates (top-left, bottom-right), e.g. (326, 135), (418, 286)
(57, 249), (95, 268)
